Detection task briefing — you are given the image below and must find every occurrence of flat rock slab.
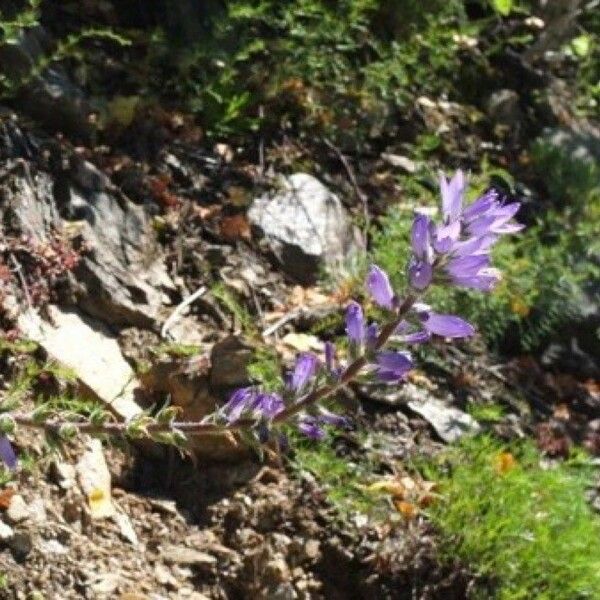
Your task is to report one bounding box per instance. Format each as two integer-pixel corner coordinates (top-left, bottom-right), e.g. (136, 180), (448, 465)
(408, 397), (480, 443)
(18, 305), (141, 420)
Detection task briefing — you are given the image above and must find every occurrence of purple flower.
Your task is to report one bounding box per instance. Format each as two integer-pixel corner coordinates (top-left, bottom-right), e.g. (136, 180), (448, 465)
(345, 301), (365, 344)
(375, 351), (413, 382)
(450, 267), (502, 291)
(409, 214), (435, 290)
(408, 259), (433, 290)
(366, 323), (379, 348)
(0, 436), (16, 471)
(223, 387), (284, 422)
(252, 392), (284, 419)
(366, 265), (394, 309)
(452, 234), (497, 257)
(465, 196), (522, 237)
(411, 213), (433, 260)
(318, 408), (349, 428)
(297, 416), (325, 440)
(462, 189), (498, 223)
(432, 221), (461, 254)
(440, 169), (465, 223)
(395, 321), (431, 344)
(223, 387), (256, 423)
(420, 312), (475, 338)
(289, 353), (320, 392)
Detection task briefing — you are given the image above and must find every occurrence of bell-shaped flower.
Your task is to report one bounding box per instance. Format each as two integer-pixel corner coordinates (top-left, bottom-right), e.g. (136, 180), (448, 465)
(317, 408), (349, 428)
(440, 169), (465, 224)
(252, 392), (285, 419)
(450, 267), (502, 291)
(289, 352), (320, 393)
(222, 387), (256, 423)
(418, 310), (475, 338)
(297, 415), (325, 440)
(462, 189), (499, 223)
(345, 301), (365, 344)
(465, 195), (523, 237)
(409, 213), (434, 290)
(366, 323), (379, 349)
(374, 351), (413, 382)
(366, 265), (394, 309)
(395, 321), (431, 344)
(0, 436), (16, 471)
(411, 213), (433, 260)
(408, 258), (433, 290)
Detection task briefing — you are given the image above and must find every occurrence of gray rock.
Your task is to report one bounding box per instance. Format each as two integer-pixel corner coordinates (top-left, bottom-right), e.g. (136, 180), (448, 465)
(486, 89), (521, 126)
(49, 460), (77, 490)
(162, 545), (218, 568)
(248, 173), (363, 284)
(72, 187), (174, 328)
(407, 397), (480, 443)
(113, 511), (139, 546)
(8, 531), (32, 561)
(2, 163), (174, 328)
(539, 127), (600, 167)
(0, 521), (14, 541)
(38, 538), (68, 555)
(6, 494), (30, 524)
(1, 169), (61, 242)
(209, 335), (253, 391)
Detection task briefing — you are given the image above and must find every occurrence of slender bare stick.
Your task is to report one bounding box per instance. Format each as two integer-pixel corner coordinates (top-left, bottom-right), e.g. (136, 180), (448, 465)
(161, 285), (207, 339)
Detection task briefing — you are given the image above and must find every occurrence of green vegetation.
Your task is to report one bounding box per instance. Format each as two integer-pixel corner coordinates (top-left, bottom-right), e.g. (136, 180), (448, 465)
(211, 282), (258, 337)
(424, 436), (600, 599)
(247, 346), (283, 392)
(0, 0), (130, 98)
(151, 0), (475, 140)
(466, 401), (505, 423)
(152, 342), (201, 359)
(292, 434), (379, 517)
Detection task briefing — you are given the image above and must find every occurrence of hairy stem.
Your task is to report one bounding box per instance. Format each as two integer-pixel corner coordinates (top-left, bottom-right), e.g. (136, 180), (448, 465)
(7, 295), (417, 438)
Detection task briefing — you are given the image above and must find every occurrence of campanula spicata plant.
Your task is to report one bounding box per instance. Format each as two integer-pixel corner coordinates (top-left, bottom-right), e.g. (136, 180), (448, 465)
(0, 170), (523, 465)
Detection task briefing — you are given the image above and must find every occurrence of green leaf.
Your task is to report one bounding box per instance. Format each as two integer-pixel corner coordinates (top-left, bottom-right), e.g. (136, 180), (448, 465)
(571, 34), (591, 58)
(490, 0), (513, 16)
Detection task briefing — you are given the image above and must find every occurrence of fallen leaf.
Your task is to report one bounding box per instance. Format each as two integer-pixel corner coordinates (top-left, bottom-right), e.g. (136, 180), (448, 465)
(219, 215), (251, 242)
(0, 488), (16, 510)
(553, 403), (570, 421)
(494, 451), (517, 474)
(394, 500), (417, 520)
(365, 479), (406, 498)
